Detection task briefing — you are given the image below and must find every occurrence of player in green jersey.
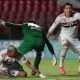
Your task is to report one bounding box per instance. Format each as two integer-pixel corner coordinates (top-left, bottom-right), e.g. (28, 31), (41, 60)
(0, 20), (57, 75)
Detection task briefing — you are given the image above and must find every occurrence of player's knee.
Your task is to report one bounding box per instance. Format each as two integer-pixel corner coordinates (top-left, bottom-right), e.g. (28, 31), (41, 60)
(18, 71), (27, 77)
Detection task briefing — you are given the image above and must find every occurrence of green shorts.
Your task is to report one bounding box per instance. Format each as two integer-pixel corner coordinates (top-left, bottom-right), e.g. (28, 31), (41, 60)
(18, 37), (45, 55)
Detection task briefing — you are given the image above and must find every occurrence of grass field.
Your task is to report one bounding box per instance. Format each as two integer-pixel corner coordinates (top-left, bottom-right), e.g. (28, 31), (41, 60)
(0, 59), (80, 80)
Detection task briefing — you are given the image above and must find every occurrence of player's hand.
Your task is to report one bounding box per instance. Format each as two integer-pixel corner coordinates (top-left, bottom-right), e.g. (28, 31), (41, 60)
(46, 32), (52, 38)
(0, 20), (5, 26)
(39, 73), (46, 78)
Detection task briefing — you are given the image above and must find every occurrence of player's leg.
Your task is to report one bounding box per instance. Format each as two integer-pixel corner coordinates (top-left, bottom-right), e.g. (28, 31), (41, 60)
(22, 58), (46, 78)
(60, 45), (68, 74)
(18, 40), (39, 74)
(34, 52), (42, 69)
(22, 58), (40, 74)
(18, 41), (39, 74)
(8, 61), (27, 77)
(32, 51), (42, 75)
(17, 71), (27, 77)
(18, 39), (41, 72)
(72, 42), (80, 74)
(18, 40), (33, 55)
(32, 37), (45, 75)
(68, 38), (80, 74)
(18, 39), (46, 78)
(59, 36), (69, 74)
(9, 70), (27, 77)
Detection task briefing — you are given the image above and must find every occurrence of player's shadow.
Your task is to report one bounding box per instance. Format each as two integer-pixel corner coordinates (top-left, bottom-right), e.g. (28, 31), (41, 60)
(63, 74), (80, 77)
(26, 75), (39, 78)
(47, 74), (80, 78)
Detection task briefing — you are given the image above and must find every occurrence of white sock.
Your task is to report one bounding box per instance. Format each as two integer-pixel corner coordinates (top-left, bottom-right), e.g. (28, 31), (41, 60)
(59, 49), (68, 67)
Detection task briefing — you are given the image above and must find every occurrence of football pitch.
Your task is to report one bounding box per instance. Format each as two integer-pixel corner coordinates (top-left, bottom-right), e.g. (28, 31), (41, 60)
(0, 59), (80, 80)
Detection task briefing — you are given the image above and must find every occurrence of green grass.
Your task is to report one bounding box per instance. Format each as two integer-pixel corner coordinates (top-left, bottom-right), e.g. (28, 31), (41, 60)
(0, 59), (80, 80)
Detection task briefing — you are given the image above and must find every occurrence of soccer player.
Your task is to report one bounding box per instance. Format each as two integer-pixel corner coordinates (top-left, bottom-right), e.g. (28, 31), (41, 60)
(0, 20), (57, 75)
(0, 45), (27, 77)
(0, 45), (45, 78)
(47, 2), (80, 74)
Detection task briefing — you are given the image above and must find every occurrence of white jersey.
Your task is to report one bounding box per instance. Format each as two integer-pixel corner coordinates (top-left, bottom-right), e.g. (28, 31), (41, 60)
(0, 49), (22, 77)
(49, 12), (80, 38)
(0, 49), (17, 64)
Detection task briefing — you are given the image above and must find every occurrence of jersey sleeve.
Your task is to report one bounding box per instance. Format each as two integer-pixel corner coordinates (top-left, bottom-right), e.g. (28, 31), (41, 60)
(48, 16), (61, 33)
(44, 33), (55, 55)
(1, 21), (23, 29)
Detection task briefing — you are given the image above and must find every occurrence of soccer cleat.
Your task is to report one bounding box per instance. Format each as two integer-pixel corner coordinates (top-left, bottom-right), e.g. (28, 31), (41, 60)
(59, 67), (65, 74)
(39, 73), (46, 78)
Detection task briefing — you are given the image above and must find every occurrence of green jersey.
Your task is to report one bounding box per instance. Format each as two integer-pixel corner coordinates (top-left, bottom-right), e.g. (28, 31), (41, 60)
(5, 22), (45, 39)
(2, 22), (55, 56)
(0, 21), (56, 70)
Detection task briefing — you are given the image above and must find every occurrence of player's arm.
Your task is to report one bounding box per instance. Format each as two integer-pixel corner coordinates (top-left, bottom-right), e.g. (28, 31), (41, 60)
(47, 16), (60, 38)
(22, 57), (46, 78)
(0, 20), (23, 29)
(45, 36), (57, 65)
(16, 53), (46, 78)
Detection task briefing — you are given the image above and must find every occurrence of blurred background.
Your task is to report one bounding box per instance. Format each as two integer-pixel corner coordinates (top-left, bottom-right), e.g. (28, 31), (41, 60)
(0, 0), (80, 58)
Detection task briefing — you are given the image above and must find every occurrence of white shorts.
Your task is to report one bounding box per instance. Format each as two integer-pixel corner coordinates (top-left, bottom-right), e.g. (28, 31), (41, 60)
(60, 35), (80, 54)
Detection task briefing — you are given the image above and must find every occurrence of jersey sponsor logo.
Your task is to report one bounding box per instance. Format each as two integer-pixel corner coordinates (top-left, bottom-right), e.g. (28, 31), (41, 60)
(28, 23), (41, 28)
(28, 23), (42, 31)
(61, 19), (78, 28)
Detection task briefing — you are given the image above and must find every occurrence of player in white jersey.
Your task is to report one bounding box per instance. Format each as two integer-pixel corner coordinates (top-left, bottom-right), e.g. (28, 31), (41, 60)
(0, 45), (27, 77)
(47, 2), (80, 74)
(0, 45), (46, 78)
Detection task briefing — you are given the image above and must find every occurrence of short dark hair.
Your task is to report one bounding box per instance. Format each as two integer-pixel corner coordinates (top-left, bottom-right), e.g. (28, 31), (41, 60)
(63, 2), (73, 9)
(27, 20), (37, 24)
